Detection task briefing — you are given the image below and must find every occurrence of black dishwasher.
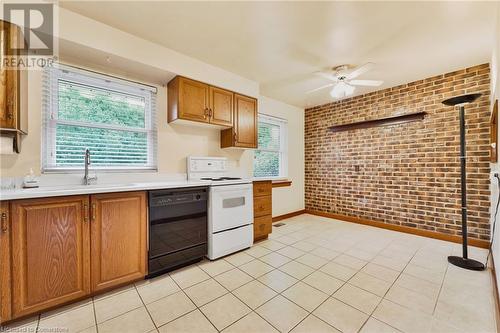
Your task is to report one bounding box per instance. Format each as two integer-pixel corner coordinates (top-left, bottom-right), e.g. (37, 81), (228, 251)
(147, 187), (208, 278)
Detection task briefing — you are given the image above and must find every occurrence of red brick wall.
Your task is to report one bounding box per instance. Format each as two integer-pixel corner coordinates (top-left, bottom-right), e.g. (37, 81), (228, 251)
(305, 64), (491, 241)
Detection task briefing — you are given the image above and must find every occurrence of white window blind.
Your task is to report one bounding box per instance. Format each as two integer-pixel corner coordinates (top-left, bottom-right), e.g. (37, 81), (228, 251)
(42, 64), (157, 172)
(253, 114), (288, 178)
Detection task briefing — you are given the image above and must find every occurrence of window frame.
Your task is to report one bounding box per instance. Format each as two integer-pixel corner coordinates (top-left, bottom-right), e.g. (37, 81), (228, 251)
(42, 64), (158, 173)
(253, 113), (288, 179)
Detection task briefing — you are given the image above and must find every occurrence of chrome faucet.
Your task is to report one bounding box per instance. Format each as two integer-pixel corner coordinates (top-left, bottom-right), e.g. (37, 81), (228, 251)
(83, 148), (98, 185)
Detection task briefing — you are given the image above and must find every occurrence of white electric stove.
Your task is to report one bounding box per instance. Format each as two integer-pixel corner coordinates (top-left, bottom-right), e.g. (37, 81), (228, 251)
(187, 156), (254, 259)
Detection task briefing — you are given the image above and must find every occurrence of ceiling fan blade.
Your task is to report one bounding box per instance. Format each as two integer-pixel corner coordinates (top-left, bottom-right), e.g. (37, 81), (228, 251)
(349, 79), (383, 87)
(314, 71), (338, 82)
(346, 62), (375, 80)
(306, 83), (335, 94)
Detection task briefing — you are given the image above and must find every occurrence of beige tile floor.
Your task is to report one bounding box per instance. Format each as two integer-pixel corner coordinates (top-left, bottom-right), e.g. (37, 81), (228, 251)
(2, 214), (497, 333)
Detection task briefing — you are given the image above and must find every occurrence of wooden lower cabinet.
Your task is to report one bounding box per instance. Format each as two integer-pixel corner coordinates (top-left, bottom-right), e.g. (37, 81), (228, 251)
(1, 191), (148, 323)
(10, 196), (91, 318)
(254, 215), (272, 239)
(0, 201), (12, 323)
(90, 192), (147, 292)
(253, 181), (272, 241)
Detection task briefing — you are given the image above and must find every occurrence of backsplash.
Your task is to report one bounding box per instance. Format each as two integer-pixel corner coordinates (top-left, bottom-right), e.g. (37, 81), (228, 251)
(0, 158), (247, 190)
(305, 64), (491, 241)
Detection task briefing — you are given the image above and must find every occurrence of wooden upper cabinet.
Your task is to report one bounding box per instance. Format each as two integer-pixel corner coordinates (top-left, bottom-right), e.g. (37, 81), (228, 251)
(167, 76), (236, 128)
(90, 191), (147, 292)
(10, 196), (90, 318)
(167, 75), (258, 148)
(0, 20), (27, 133)
(209, 86), (233, 127)
(0, 21), (11, 129)
(168, 76), (209, 124)
(235, 94), (258, 147)
(178, 77), (210, 123)
(221, 94), (258, 148)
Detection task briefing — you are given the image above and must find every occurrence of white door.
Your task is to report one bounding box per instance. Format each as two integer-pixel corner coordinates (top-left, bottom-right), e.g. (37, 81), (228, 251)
(209, 184), (253, 233)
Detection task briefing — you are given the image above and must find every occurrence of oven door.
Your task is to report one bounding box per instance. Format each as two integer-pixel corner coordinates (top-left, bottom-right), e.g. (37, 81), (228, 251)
(209, 184), (253, 233)
(149, 193), (207, 259)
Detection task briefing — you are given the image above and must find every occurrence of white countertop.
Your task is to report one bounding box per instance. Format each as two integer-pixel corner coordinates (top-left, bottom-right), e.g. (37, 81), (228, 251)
(0, 180), (213, 201)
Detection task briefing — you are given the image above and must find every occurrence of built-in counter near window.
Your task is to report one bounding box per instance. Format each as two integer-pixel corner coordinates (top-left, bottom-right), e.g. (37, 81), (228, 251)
(272, 179), (292, 187)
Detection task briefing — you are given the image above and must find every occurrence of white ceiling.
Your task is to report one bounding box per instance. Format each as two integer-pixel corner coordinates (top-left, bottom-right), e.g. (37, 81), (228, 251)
(59, 1), (496, 108)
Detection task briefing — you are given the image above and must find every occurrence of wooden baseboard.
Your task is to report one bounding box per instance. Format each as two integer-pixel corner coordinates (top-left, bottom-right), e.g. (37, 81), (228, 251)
(272, 209), (306, 223)
(491, 255), (500, 332)
(305, 210), (490, 249)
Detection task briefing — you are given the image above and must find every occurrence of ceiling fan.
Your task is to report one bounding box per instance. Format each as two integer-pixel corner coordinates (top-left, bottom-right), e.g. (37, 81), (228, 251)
(307, 63), (383, 99)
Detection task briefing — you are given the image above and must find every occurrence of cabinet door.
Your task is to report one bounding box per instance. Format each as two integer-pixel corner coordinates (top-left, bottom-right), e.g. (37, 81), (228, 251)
(209, 86), (233, 127)
(254, 195), (272, 218)
(11, 196), (91, 318)
(90, 191), (147, 292)
(178, 77), (210, 123)
(0, 201), (11, 322)
(254, 215), (272, 241)
(234, 94), (257, 148)
(0, 21), (15, 129)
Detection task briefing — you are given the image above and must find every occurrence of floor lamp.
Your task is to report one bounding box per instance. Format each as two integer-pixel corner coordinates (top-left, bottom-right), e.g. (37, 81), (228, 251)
(442, 93), (485, 271)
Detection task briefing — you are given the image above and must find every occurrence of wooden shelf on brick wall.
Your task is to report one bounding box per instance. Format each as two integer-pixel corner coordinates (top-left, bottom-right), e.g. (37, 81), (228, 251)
(329, 112), (427, 133)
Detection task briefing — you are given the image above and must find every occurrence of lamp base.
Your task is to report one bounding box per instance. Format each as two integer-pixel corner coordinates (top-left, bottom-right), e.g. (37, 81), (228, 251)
(448, 256), (485, 271)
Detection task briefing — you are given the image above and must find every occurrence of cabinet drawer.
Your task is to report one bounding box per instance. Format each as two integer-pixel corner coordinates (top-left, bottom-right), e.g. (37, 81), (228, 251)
(254, 196), (271, 217)
(254, 215), (272, 239)
(253, 181), (272, 197)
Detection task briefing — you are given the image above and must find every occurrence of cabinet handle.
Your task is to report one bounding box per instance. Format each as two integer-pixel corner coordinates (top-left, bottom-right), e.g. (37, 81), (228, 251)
(91, 203), (96, 221)
(1, 212), (7, 233)
(83, 204), (89, 223)
(233, 132), (237, 142)
(209, 108), (213, 117)
(203, 108), (208, 119)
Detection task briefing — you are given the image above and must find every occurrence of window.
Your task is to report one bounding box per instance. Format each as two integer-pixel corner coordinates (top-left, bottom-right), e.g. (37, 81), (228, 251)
(42, 65), (157, 171)
(253, 114), (287, 178)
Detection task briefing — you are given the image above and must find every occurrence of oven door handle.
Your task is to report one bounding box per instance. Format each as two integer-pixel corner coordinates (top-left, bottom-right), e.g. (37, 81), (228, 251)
(222, 196), (246, 208)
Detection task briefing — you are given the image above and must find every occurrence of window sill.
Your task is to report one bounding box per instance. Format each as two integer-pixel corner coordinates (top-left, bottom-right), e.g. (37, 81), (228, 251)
(272, 179), (292, 188)
(42, 168), (158, 174)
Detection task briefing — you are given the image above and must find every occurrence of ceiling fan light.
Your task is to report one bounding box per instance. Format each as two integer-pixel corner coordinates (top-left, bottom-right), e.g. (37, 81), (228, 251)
(330, 84), (344, 98)
(330, 81), (355, 99)
(345, 83), (355, 96)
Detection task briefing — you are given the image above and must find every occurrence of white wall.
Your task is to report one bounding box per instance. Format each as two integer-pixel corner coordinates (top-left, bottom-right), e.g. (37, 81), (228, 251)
(0, 7), (306, 216)
(259, 96), (305, 217)
(490, 2), (500, 296)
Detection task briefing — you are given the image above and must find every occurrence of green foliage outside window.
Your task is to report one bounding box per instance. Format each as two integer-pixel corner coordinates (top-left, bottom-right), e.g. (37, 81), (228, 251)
(254, 120), (281, 177)
(55, 81), (148, 167)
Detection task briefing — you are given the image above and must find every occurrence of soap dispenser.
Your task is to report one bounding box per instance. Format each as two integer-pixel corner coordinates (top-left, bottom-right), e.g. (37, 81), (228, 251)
(22, 168), (39, 188)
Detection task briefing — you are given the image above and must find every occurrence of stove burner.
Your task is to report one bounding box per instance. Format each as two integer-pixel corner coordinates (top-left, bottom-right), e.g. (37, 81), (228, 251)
(201, 177), (242, 181)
